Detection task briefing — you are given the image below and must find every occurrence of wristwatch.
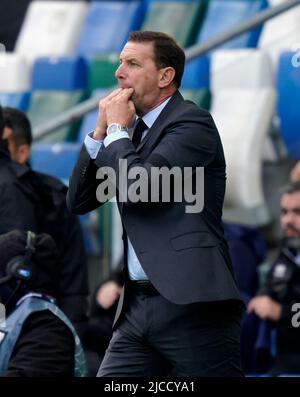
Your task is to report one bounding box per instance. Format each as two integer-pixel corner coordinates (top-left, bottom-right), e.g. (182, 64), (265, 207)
(106, 123), (129, 135)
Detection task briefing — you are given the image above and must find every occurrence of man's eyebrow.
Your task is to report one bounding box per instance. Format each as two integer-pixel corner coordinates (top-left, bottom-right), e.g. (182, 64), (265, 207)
(120, 56), (141, 63)
(281, 207), (300, 212)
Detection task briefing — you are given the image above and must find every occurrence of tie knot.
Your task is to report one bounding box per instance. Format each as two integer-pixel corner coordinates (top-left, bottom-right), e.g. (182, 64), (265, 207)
(132, 118), (148, 148)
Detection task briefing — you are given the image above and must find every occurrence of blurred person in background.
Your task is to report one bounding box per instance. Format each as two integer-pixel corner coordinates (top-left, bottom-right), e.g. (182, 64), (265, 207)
(83, 265), (124, 376)
(2, 107), (89, 339)
(0, 105), (38, 234)
(248, 181), (300, 375)
(0, 230), (86, 377)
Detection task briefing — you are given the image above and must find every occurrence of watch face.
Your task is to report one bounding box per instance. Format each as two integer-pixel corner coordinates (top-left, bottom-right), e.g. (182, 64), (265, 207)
(108, 124), (118, 134)
(107, 124), (127, 134)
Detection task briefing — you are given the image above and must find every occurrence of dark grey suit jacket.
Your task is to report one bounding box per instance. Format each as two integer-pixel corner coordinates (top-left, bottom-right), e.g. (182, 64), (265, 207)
(67, 91), (242, 326)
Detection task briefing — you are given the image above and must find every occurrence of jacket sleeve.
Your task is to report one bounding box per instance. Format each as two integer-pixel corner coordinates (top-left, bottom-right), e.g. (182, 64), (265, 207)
(0, 182), (38, 234)
(1, 311), (74, 377)
(67, 145), (106, 215)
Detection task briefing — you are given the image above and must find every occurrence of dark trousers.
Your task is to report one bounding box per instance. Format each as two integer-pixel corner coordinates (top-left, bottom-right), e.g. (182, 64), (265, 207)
(97, 282), (244, 377)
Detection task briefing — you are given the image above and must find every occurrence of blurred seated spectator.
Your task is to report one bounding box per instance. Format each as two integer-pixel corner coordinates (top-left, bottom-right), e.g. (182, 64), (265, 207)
(2, 107), (89, 339)
(290, 161), (300, 182)
(82, 267), (124, 376)
(224, 222), (266, 301)
(224, 222), (266, 374)
(248, 181), (300, 375)
(0, 230), (87, 377)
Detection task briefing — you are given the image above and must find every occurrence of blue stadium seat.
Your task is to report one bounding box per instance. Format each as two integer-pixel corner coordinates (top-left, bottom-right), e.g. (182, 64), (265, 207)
(32, 57), (88, 91)
(30, 142), (81, 185)
(28, 57), (88, 142)
(76, 1), (144, 57)
(196, 0), (268, 50)
(77, 89), (109, 142)
(181, 55), (210, 89)
(0, 53), (31, 111)
(0, 93), (30, 111)
(277, 51), (300, 160)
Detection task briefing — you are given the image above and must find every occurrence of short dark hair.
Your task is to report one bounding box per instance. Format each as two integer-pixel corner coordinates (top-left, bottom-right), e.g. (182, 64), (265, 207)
(2, 107), (32, 147)
(281, 181), (300, 195)
(128, 31), (185, 88)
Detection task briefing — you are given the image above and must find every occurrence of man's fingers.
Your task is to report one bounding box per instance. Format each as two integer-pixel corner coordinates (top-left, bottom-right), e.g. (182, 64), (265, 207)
(99, 88), (123, 108)
(108, 88), (134, 103)
(118, 87), (134, 100)
(106, 88), (123, 100)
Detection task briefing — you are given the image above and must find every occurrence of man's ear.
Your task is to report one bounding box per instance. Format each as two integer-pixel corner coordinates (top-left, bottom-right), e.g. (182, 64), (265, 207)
(158, 67), (176, 88)
(17, 144), (30, 165)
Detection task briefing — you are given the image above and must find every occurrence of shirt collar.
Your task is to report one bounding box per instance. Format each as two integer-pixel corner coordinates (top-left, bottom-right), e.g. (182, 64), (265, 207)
(141, 96), (172, 129)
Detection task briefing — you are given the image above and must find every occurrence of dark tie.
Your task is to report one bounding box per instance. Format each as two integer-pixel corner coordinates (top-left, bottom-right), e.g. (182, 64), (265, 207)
(132, 118), (148, 148)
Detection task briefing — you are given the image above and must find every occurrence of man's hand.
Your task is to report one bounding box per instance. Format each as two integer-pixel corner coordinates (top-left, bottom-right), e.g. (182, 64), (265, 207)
(93, 88), (123, 140)
(96, 281), (122, 310)
(247, 295), (282, 322)
(105, 88), (135, 127)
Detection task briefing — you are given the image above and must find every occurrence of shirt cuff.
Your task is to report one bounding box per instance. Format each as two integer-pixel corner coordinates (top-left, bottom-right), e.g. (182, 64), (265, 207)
(84, 132), (103, 159)
(103, 130), (130, 147)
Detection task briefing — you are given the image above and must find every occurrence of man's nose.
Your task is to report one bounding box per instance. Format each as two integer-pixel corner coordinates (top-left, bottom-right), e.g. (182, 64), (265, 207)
(115, 64), (124, 79)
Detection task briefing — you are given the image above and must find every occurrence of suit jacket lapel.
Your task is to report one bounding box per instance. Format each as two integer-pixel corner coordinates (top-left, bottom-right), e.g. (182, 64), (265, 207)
(136, 90), (184, 153)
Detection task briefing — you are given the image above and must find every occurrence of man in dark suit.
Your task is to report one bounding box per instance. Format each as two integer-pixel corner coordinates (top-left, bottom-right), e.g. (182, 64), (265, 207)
(67, 31), (244, 376)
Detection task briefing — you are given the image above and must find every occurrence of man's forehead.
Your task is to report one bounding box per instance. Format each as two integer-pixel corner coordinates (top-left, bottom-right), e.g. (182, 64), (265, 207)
(281, 191), (300, 208)
(120, 41), (154, 58)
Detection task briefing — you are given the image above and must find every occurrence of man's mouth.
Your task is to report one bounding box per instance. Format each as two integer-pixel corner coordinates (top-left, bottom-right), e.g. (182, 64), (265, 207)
(284, 228), (300, 238)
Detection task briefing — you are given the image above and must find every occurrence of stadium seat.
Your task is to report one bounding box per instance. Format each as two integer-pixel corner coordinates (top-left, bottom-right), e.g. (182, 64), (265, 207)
(210, 49), (276, 226)
(88, 54), (119, 92)
(259, 0), (300, 73)
(0, 53), (30, 110)
(277, 51), (300, 160)
(76, 1), (144, 57)
(141, 0), (208, 47)
(15, 1), (88, 63)
(30, 142), (81, 184)
(196, 0), (268, 51)
(180, 55), (211, 108)
(181, 55), (210, 89)
(0, 93), (30, 111)
(28, 56), (88, 142)
(32, 56), (88, 91)
(211, 49), (273, 91)
(180, 89), (211, 109)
